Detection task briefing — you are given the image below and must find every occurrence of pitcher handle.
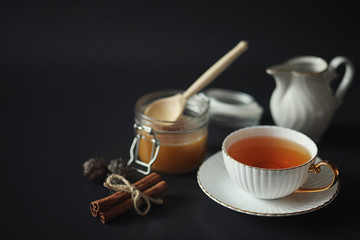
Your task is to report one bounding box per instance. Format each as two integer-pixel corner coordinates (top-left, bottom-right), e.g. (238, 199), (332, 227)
(329, 56), (355, 107)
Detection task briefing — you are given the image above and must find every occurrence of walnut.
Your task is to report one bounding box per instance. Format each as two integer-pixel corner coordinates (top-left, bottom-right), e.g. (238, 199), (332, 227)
(108, 158), (132, 180)
(83, 157), (108, 183)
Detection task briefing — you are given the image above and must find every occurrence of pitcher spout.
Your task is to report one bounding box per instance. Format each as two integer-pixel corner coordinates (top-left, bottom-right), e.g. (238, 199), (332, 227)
(266, 64), (291, 75)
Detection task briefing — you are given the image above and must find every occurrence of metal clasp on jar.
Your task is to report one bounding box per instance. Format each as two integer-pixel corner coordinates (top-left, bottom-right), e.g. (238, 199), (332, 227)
(127, 123), (161, 175)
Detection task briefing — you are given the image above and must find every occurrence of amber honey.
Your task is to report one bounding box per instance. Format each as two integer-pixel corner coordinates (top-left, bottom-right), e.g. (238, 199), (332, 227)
(227, 136), (311, 169)
(138, 130), (207, 174)
(134, 90), (210, 174)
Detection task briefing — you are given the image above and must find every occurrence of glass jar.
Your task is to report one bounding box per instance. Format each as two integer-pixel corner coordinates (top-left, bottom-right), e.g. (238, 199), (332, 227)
(131, 90), (210, 175)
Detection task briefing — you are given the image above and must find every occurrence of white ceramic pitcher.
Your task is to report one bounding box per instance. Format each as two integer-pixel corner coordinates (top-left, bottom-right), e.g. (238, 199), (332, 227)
(267, 56), (354, 141)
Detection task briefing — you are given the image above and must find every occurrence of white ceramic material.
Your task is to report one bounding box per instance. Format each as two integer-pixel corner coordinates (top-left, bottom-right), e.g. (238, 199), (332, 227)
(197, 151), (340, 216)
(267, 56), (354, 141)
(222, 126), (338, 199)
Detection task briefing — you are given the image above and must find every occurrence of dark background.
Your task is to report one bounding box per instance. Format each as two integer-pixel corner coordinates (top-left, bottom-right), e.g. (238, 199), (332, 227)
(2, 0), (360, 239)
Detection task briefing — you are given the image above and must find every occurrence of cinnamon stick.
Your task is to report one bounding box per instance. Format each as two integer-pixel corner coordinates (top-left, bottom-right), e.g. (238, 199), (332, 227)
(99, 180), (168, 224)
(90, 172), (162, 217)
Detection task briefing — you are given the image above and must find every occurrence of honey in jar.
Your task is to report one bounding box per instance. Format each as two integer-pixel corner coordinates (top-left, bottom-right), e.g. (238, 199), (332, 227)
(134, 91), (209, 174)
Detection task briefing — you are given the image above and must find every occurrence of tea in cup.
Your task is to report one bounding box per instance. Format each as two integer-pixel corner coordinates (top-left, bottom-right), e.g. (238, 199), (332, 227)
(222, 125), (339, 199)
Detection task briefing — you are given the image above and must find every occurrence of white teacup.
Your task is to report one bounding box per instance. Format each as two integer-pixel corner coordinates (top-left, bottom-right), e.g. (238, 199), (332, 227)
(222, 125), (339, 199)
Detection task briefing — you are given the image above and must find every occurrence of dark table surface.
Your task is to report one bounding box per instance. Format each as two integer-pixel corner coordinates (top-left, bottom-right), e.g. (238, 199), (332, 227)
(2, 1), (360, 239)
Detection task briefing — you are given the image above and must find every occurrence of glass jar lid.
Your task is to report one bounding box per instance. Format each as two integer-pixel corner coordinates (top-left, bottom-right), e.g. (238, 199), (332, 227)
(205, 88), (263, 128)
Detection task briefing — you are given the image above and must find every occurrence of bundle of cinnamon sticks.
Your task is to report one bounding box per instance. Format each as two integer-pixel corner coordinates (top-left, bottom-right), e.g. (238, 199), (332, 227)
(90, 172), (167, 224)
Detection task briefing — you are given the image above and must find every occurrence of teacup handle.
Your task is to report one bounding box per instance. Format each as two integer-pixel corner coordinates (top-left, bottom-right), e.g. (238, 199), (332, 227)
(329, 56), (354, 107)
(296, 160), (339, 193)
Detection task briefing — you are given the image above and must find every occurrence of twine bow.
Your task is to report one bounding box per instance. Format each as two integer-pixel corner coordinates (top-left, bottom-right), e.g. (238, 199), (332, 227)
(103, 174), (163, 216)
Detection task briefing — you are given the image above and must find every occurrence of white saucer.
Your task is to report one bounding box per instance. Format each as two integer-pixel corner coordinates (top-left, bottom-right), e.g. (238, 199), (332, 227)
(197, 151), (340, 216)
